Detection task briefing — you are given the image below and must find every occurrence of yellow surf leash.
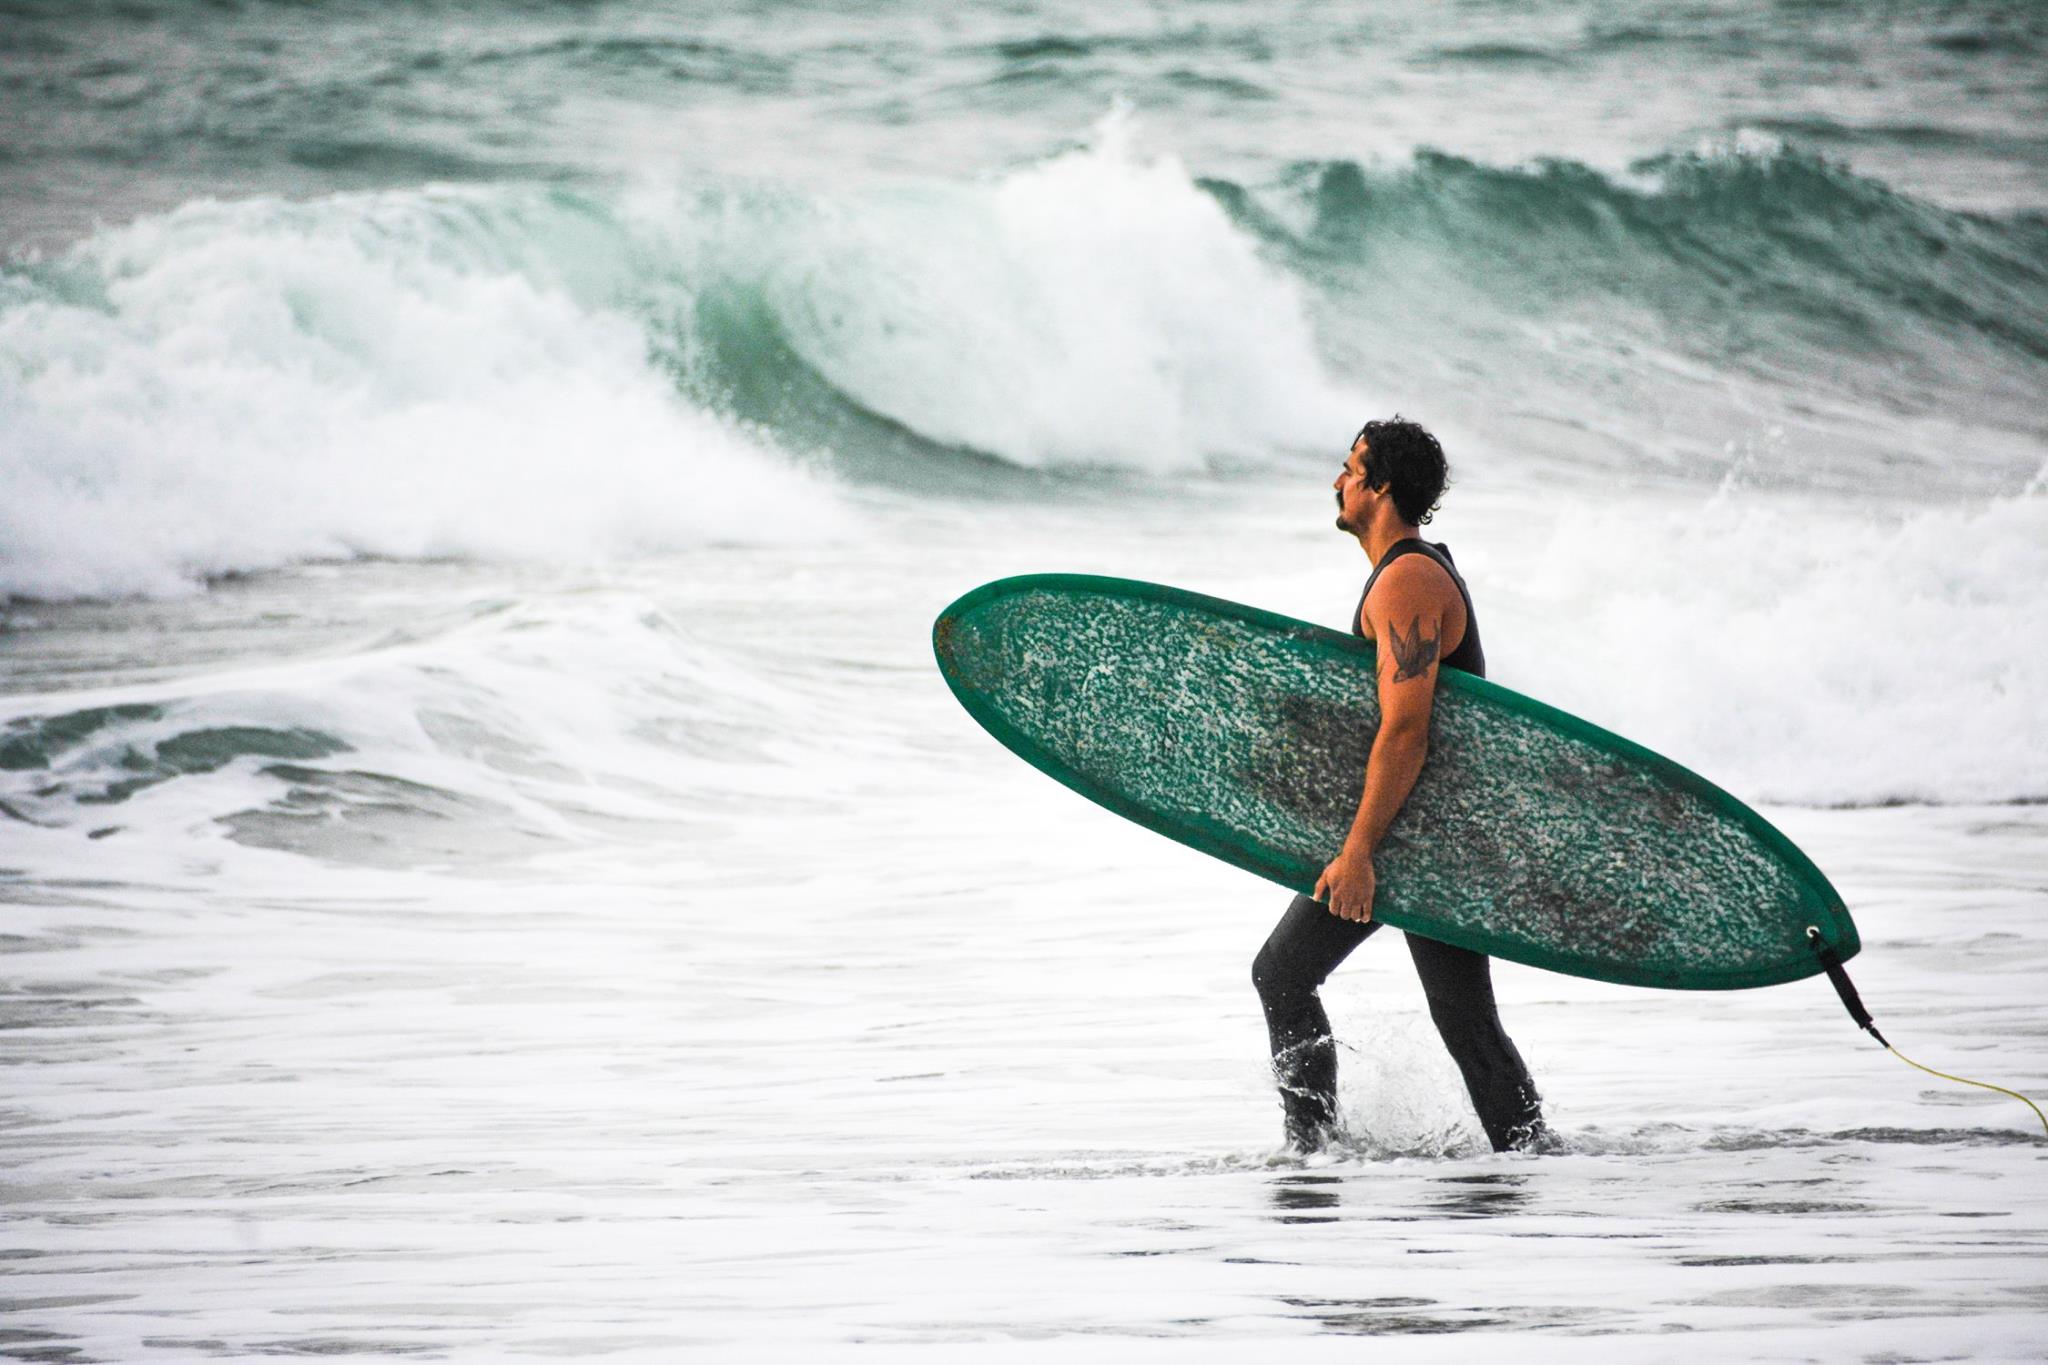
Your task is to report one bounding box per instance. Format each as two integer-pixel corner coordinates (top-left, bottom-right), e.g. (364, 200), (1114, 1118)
(1881, 1043), (2048, 1134)
(1806, 927), (2047, 1139)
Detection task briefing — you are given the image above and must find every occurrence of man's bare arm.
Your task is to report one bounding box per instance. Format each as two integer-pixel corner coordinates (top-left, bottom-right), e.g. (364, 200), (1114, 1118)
(1313, 558), (1453, 922)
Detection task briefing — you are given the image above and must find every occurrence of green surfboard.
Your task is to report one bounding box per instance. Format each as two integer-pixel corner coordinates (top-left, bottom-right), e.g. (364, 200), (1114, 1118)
(933, 574), (1858, 991)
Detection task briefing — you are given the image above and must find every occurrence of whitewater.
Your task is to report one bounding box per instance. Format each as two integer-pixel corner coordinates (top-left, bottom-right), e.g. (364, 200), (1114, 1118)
(3, 0), (2046, 1359)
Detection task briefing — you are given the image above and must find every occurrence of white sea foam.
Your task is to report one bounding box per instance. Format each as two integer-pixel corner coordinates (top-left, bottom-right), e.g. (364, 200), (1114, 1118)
(1462, 486), (2048, 807)
(0, 119), (1369, 602)
(0, 191), (843, 602)
(742, 108), (1366, 472)
(4, 480), (2046, 1361)
(5, 475), (2035, 845)
(0, 584), (834, 861)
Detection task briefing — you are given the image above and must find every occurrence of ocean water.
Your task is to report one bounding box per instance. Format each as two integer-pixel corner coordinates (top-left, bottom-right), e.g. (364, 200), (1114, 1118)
(3, 1), (2046, 1358)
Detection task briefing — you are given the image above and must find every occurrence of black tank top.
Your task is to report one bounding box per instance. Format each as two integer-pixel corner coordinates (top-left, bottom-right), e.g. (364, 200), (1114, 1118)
(1351, 539), (1486, 679)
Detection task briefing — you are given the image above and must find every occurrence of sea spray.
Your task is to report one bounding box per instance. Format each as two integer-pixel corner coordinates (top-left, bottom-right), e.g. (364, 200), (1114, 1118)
(0, 190), (843, 602)
(8, 129), (2046, 604)
(0, 119), (1368, 600)
(1471, 484), (2048, 808)
(739, 109), (1364, 472)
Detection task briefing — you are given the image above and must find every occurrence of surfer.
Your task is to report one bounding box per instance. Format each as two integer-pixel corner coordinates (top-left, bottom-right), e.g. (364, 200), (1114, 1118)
(1252, 418), (1547, 1153)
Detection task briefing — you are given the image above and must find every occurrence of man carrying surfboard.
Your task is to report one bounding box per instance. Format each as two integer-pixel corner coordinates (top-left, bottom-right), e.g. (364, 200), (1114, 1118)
(1252, 418), (1547, 1153)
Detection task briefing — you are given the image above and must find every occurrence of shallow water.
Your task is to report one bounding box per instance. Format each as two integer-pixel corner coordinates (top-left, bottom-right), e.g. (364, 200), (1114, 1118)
(5, 507), (2046, 1359)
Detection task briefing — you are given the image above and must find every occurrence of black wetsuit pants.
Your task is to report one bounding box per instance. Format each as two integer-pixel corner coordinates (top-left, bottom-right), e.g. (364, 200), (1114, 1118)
(1253, 893), (1545, 1152)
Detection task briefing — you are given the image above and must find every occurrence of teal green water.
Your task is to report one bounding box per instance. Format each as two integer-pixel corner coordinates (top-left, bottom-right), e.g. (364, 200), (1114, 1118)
(7, 0), (2048, 251)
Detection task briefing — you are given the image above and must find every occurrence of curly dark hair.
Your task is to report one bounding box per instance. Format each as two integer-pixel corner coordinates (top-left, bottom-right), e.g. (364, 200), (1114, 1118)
(1355, 416), (1449, 525)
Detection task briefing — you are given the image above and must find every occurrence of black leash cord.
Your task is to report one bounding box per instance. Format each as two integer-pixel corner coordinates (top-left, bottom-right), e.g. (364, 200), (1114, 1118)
(1806, 926), (1888, 1047)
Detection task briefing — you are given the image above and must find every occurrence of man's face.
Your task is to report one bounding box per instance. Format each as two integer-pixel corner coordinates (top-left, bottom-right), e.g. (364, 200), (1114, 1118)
(1332, 436), (1375, 533)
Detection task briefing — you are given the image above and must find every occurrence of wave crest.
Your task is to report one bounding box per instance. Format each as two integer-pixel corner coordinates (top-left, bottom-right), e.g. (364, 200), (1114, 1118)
(733, 110), (1361, 472)
(7, 123), (2046, 602)
(0, 189), (842, 602)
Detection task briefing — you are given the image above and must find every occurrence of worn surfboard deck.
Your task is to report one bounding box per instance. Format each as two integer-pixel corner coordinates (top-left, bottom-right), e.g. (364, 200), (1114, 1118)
(932, 573), (1858, 990)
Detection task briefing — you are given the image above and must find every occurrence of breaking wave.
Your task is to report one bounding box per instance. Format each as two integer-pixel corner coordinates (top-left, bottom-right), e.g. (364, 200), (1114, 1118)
(4, 118), (2045, 603)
